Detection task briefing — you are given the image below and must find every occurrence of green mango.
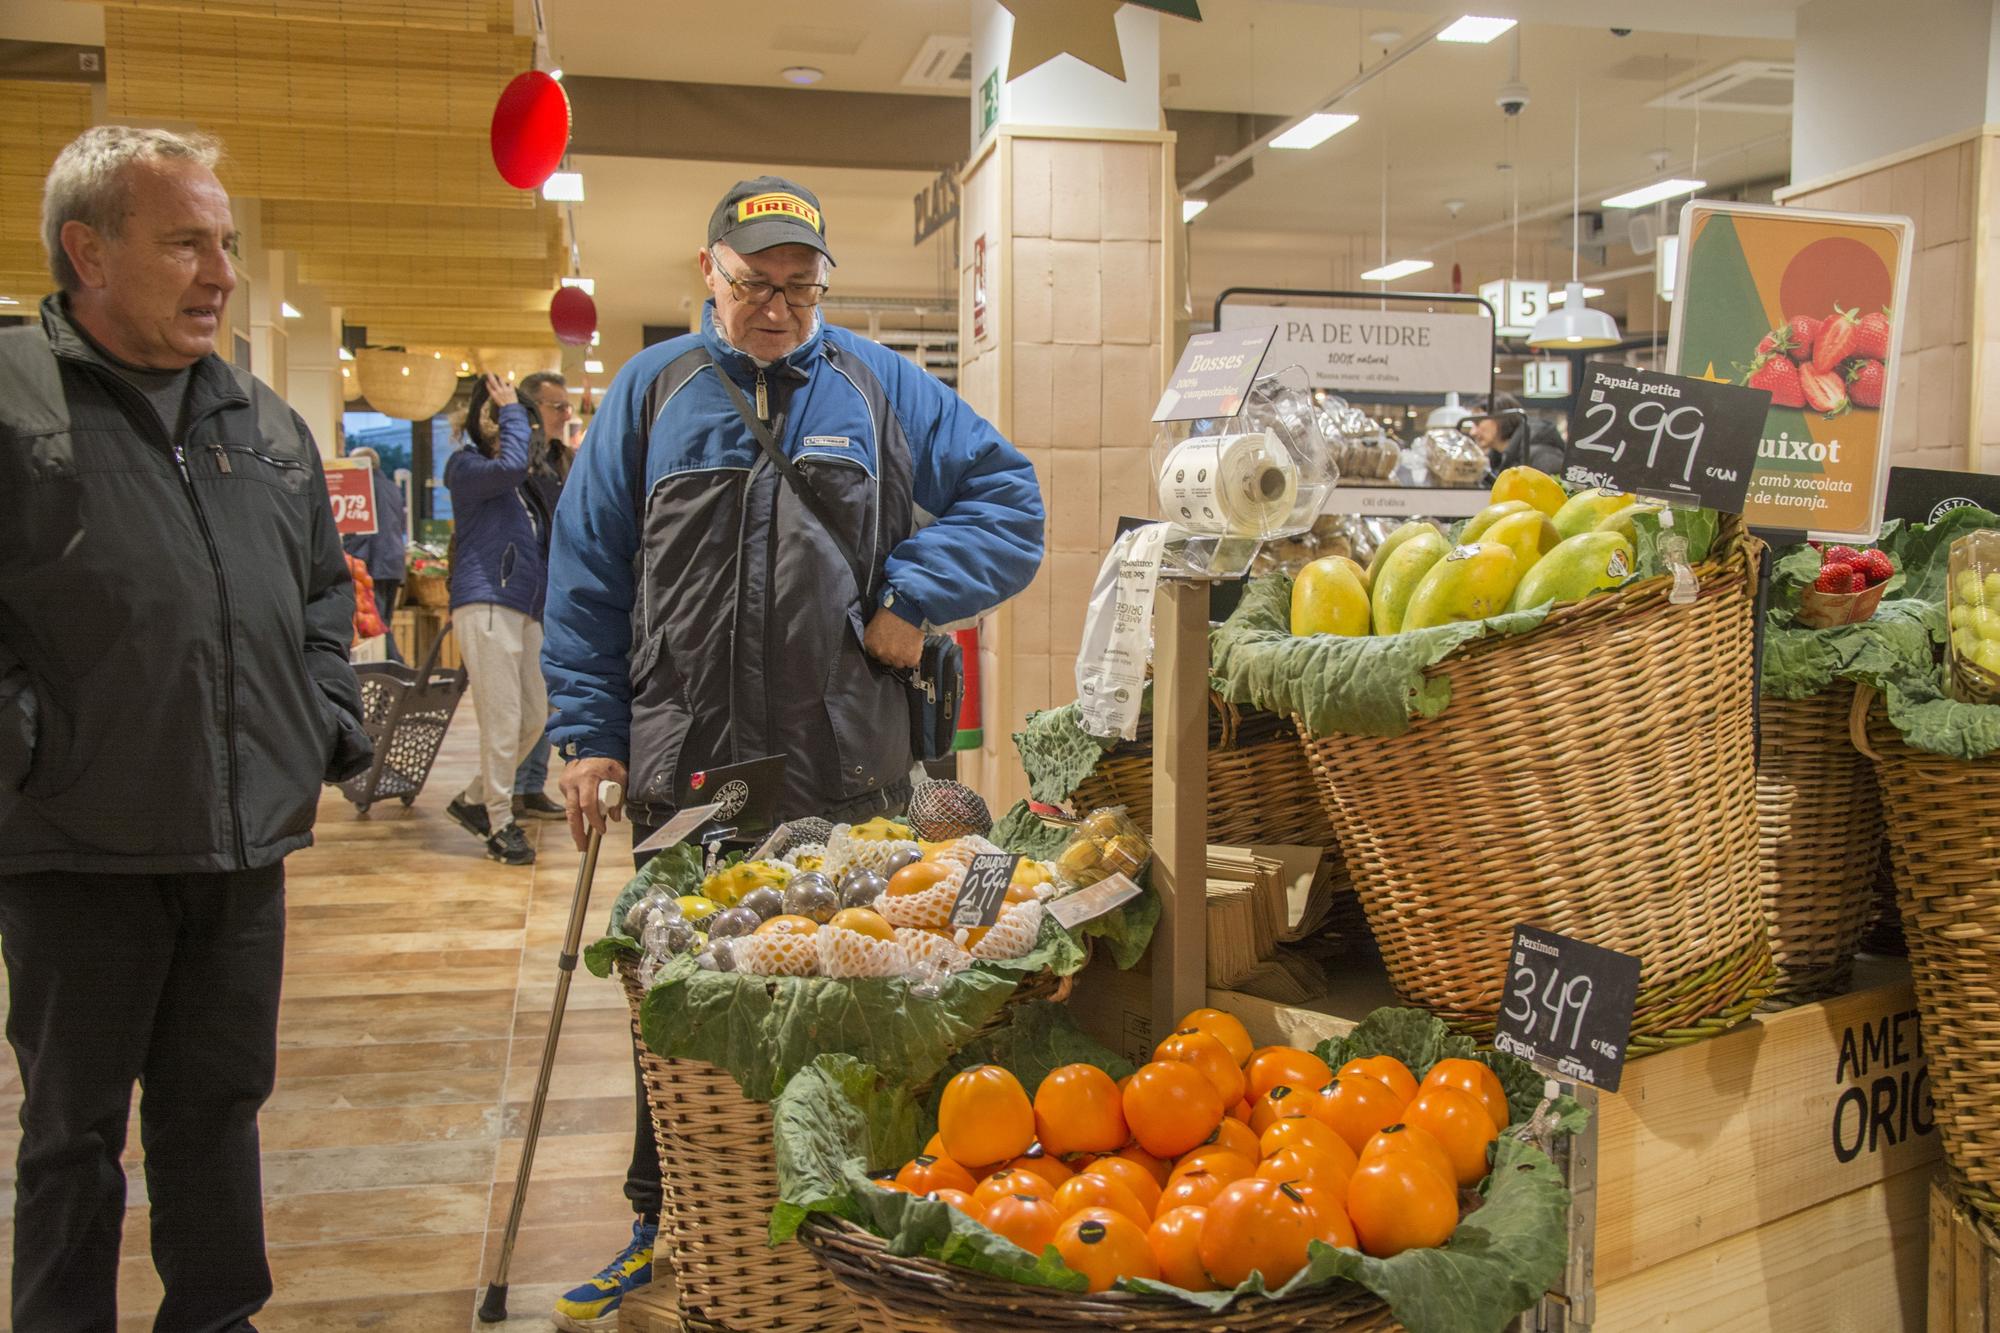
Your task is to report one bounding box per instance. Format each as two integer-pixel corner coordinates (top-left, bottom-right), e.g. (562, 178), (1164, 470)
(1508, 531), (1636, 611)
(1551, 488), (1637, 540)
(1482, 509), (1561, 580)
(1401, 542), (1522, 630)
(1365, 519), (1448, 582)
(1369, 529), (1451, 635)
(1460, 500), (1534, 544)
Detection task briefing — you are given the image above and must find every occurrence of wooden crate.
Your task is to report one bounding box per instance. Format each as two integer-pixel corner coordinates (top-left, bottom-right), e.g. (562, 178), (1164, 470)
(1931, 1175), (2000, 1332)
(618, 1277), (682, 1333)
(1205, 957), (1939, 1331)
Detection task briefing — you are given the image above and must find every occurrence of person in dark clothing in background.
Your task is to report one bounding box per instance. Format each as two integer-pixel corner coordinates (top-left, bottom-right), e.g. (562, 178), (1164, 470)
(0, 125), (371, 1333)
(508, 369), (570, 821)
(1469, 390), (1567, 479)
(340, 446), (409, 662)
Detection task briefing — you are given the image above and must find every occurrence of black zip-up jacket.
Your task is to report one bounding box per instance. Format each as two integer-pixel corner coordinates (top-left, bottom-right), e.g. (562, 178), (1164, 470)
(0, 296), (371, 875)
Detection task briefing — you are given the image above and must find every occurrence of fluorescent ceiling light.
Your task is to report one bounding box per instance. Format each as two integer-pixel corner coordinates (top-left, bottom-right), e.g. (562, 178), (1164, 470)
(1182, 199), (1209, 222)
(1601, 178), (1705, 209)
(338, 346), (354, 360)
(543, 171), (585, 202)
(1437, 16), (1516, 44)
(0, 296), (20, 306)
(280, 301), (301, 318)
(1360, 258), (1434, 282)
(781, 65), (823, 85)
(590, 330), (601, 346)
(561, 276), (596, 294)
(584, 359), (604, 373)
(548, 67), (563, 82)
(1270, 112), (1360, 151)
(1547, 286), (1606, 304)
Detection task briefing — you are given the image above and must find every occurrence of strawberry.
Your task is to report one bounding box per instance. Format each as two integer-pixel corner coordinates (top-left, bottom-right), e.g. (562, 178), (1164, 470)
(1799, 362), (1851, 415)
(1757, 315), (1823, 362)
(1852, 308), (1892, 362)
(1847, 357), (1885, 408)
(1744, 352), (1806, 409)
(1857, 549), (1894, 584)
(1814, 563), (1858, 593)
(1813, 305), (1860, 371)
(1824, 545), (1862, 567)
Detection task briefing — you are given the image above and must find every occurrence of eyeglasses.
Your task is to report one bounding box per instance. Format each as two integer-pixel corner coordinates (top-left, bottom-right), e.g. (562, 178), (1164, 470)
(535, 395), (573, 416)
(714, 258), (828, 309)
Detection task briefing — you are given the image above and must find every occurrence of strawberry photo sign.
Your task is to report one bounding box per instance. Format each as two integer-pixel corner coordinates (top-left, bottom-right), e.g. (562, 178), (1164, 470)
(1666, 201), (1913, 541)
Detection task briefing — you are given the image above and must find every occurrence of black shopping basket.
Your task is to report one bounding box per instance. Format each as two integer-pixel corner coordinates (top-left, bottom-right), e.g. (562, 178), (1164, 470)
(338, 626), (468, 813)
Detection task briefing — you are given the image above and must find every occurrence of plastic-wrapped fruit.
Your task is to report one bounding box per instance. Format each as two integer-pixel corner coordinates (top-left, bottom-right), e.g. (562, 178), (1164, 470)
(1083, 808), (1126, 841)
(624, 891), (679, 936)
(839, 868), (889, 908)
(694, 949), (720, 971)
(882, 845), (923, 874)
(1057, 839), (1102, 879)
(658, 919), (700, 955)
(828, 907), (895, 941)
(675, 895), (722, 928)
(709, 937), (738, 971)
(738, 886), (785, 921)
(888, 861), (952, 897)
(1100, 833), (1149, 878)
(706, 906), (761, 940)
(783, 875), (841, 924)
(757, 913), (821, 937)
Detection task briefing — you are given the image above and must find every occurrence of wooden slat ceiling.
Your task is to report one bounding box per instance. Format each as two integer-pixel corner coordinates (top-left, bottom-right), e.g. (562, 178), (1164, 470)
(212, 123), (533, 210)
(297, 252), (556, 291)
(315, 284), (553, 313)
(93, 0), (513, 35)
(0, 80), (92, 290)
(262, 200), (560, 261)
(106, 10), (531, 136)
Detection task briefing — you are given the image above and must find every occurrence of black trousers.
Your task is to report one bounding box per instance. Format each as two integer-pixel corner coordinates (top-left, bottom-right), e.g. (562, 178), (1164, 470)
(373, 581), (404, 665)
(0, 865), (286, 1333)
(624, 830), (664, 1218)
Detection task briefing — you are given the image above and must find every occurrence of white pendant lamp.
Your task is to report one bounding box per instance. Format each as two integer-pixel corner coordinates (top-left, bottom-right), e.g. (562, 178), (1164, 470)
(1530, 82), (1622, 351)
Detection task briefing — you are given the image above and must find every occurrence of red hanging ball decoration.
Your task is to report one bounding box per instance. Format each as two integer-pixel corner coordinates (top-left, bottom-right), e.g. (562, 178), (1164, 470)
(490, 71), (571, 190)
(550, 286), (597, 345)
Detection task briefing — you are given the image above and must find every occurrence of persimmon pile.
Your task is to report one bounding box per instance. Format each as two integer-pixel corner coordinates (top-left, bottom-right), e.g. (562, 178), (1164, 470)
(872, 1008), (1514, 1292)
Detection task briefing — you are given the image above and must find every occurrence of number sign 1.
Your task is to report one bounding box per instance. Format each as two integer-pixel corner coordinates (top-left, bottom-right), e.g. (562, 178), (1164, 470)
(1563, 362), (1768, 514)
(1492, 925), (1642, 1092)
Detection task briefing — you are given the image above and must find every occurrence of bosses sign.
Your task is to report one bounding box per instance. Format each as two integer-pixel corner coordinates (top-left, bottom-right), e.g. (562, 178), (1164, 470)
(1219, 302), (1490, 397)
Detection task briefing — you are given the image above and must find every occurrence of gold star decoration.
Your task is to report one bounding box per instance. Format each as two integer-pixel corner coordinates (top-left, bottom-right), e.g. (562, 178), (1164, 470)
(1696, 361), (1734, 384)
(999, 0), (1129, 82)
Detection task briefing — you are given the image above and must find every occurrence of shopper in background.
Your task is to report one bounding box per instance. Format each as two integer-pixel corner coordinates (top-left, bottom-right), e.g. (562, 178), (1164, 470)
(442, 373), (556, 865)
(0, 125), (371, 1332)
(340, 445), (409, 663)
(1469, 390), (1567, 479)
(508, 369), (571, 821)
(540, 175), (1044, 1330)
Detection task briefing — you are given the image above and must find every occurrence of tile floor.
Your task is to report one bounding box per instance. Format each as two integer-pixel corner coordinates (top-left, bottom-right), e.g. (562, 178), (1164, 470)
(0, 699), (651, 1331)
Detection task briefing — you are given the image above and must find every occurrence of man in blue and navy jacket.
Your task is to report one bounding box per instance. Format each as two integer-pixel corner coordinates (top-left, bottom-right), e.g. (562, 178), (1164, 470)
(539, 176), (1043, 1330)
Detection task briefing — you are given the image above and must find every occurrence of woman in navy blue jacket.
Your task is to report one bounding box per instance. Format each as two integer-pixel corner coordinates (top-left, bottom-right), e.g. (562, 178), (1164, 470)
(442, 374), (553, 865)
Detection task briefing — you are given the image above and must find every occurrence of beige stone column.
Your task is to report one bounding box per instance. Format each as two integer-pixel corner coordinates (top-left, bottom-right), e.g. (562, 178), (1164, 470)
(954, 127), (1177, 812)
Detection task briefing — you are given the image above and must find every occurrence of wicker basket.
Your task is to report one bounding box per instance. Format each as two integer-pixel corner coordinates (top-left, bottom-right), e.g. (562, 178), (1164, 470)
(410, 572), (450, 609)
(1859, 843), (1906, 957)
(1071, 697), (1338, 849)
(1294, 519), (1772, 1048)
(797, 1215), (1399, 1332)
(614, 958), (1078, 1330)
(1756, 685), (1886, 1003)
(1851, 687), (2000, 1220)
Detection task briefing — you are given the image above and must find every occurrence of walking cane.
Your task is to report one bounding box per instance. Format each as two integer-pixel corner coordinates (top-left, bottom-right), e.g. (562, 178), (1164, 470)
(479, 779), (624, 1323)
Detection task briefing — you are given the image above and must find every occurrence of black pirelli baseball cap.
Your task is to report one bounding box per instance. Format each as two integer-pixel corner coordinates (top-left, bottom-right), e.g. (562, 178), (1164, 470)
(707, 176), (836, 266)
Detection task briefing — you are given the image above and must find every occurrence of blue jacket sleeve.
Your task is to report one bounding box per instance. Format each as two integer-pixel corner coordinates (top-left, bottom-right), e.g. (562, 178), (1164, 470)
(541, 373), (642, 764)
(443, 403), (531, 504)
(874, 352), (1045, 627)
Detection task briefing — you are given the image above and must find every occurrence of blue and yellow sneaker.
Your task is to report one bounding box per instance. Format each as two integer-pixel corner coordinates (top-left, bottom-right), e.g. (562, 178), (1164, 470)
(552, 1219), (658, 1332)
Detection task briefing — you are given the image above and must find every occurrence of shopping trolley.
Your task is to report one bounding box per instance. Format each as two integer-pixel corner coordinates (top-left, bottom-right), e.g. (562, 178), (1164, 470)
(337, 626), (468, 813)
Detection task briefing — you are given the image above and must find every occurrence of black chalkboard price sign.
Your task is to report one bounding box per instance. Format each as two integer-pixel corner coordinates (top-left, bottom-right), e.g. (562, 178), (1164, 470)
(1492, 925), (1642, 1091)
(950, 853), (1022, 930)
(1563, 362), (1768, 515)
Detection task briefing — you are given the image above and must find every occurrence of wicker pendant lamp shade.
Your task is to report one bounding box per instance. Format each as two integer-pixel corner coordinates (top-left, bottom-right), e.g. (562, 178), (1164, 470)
(476, 347), (561, 382)
(357, 349), (458, 420)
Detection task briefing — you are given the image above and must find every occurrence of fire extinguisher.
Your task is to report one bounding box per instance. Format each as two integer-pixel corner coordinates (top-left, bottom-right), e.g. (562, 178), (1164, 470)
(953, 625), (981, 751)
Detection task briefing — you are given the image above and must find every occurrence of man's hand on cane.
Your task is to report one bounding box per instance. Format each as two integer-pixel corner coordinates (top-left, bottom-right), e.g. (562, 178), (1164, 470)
(560, 757), (627, 850)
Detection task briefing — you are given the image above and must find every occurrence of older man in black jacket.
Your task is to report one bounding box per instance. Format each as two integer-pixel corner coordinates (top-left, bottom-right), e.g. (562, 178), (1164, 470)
(0, 125), (370, 1332)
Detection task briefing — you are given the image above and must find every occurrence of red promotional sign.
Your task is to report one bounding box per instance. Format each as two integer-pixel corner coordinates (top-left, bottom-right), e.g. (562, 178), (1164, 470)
(326, 460), (378, 536)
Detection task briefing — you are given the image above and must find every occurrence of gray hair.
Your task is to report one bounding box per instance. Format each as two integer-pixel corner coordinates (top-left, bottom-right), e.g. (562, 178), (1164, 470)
(42, 126), (222, 291)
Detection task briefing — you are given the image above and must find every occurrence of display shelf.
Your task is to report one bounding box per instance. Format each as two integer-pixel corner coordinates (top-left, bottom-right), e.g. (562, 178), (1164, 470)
(618, 1276), (682, 1332)
(1930, 1175), (2000, 1332)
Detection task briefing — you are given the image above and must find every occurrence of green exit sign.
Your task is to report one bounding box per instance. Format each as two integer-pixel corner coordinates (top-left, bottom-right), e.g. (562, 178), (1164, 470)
(978, 68), (999, 139)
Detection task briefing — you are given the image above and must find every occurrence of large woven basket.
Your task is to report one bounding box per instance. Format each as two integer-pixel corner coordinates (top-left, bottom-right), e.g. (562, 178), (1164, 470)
(410, 572), (450, 609)
(1852, 688), (2000, 1220)
(614, 958), (1078, 1330)
(1071, 697), (1339, 849)
(1756, 685), (1885, 1003)
(1295, 519), (1772, 1048)
(797, 1215), (1399, 1331)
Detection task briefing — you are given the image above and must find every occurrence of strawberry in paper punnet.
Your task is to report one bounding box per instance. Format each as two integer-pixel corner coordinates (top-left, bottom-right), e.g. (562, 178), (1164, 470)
(1856, 548), (1895, 585)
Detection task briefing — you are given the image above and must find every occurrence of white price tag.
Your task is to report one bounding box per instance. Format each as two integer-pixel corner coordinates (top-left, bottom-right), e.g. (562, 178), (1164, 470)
(1047, 873), (1143, 929)
(633, 802), (721, 854)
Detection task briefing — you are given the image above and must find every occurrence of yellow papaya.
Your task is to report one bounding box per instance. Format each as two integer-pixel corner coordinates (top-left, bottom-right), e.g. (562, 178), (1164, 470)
(1491, 465), (1567, 518)
(1369, 529), (1450, 635)
(1550, 488), (1636, 540)
(1508, 531), (1635, 611)
(1401, 542), (1521, 630)
(1482, 509), (1561, 579)
(1291, 556), (1372, 637)
(1365, 520), (1448, 582)
(1460, 500), (1533, 544)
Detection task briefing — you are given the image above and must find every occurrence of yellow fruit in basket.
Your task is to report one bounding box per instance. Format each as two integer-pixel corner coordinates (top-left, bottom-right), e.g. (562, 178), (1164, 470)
(1400, 543), (1521, 630)
(889, 861), (952, 897)
(1290, 556), (1371, 637)
(1331, 555), (1372, 593)
(1012, 860), (1054, 890)
(1366, 520), (1448, 581)
(1593, 501), (1664, 547)
(1058, 839), (1103, 879)
(1551, 487), (1636, 540)
(1482, 509), (1561, 579)
(1459, 499), (1533, 544)
(755, 913), (820, 937)
(1370, 529), (1450, 636)
(850, 816), (914, 842)
(1508, 531), (1635, 611)
(675, 895), (722, 927)
(1491, 465), (1567, 517)
(828, 907), (894, 941)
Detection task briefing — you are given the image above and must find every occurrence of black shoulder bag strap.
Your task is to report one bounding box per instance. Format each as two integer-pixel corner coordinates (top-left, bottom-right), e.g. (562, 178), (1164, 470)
(711, 359), (876, 604)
